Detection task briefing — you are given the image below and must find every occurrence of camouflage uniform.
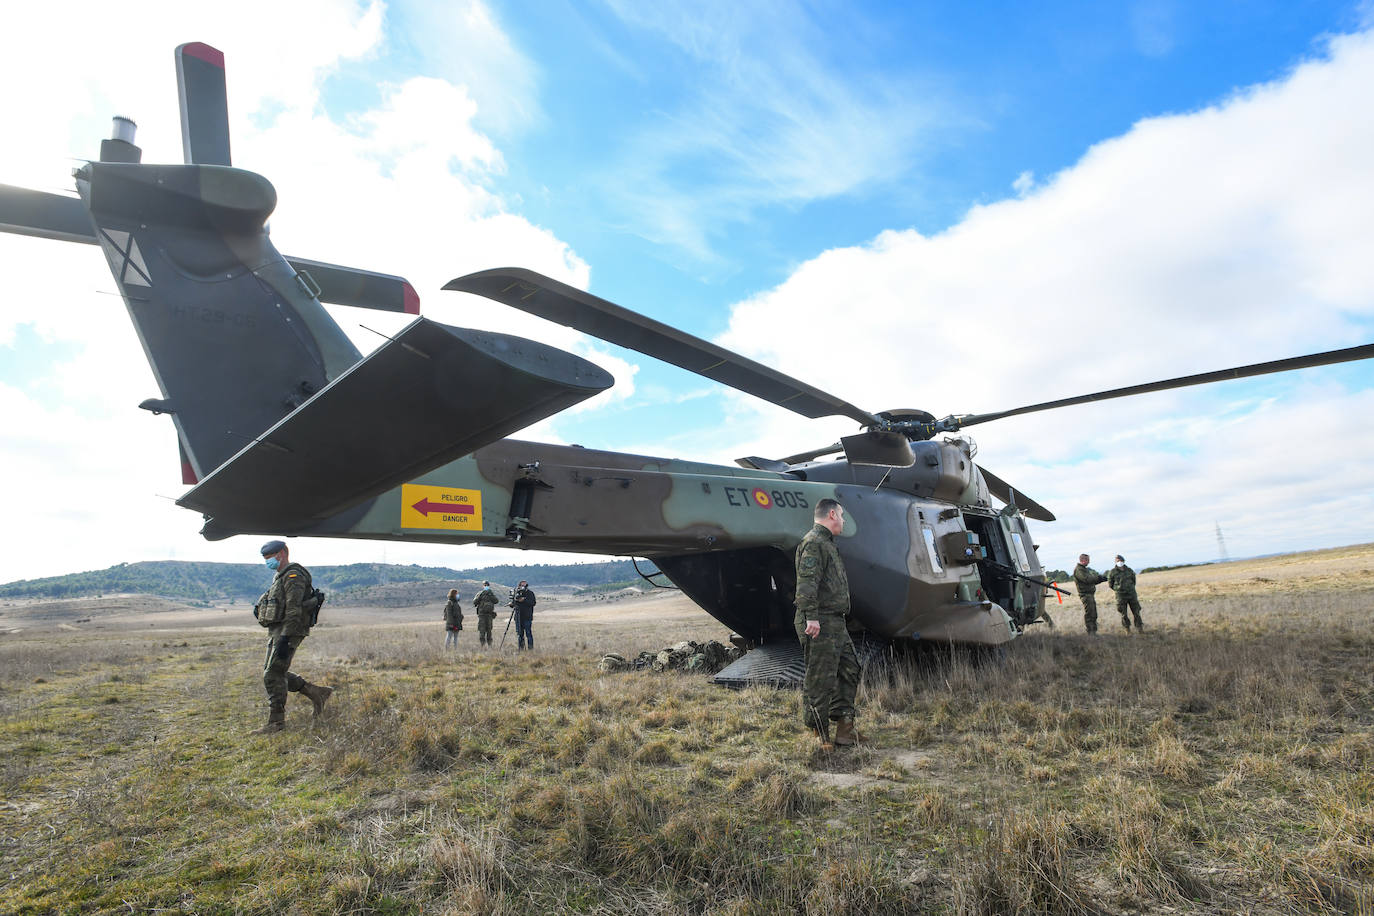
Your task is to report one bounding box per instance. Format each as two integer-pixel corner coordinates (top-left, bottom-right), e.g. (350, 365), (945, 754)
(793, 523), (860, 729)
(474, 587), (498, 645)
(1073, 563), (1109, 634)
(1107, 564), (1145, 631)
(443, 595), (463, 648)
(255, 561), (319, 717)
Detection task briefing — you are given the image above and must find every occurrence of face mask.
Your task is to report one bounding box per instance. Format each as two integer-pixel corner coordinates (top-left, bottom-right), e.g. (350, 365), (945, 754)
(1115, 561), (1124, 568)
(265, 557), (281, 570)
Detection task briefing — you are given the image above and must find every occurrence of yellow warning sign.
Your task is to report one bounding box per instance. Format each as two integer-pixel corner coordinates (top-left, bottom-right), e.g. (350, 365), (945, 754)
(401, 484), (483, 531)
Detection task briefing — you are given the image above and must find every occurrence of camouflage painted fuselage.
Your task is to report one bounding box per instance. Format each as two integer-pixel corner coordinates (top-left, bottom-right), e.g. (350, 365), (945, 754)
(242, 436), (1046, 646)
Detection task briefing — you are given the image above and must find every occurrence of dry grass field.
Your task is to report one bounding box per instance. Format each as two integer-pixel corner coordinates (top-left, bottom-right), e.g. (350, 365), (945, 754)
(1, 546), (1372, 914)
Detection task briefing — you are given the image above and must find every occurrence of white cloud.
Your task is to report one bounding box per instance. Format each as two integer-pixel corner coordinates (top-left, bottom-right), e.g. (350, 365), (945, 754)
(595, 0), (952, 259)
(0, 0), (600, 582)
(714, 28), (1374, 568)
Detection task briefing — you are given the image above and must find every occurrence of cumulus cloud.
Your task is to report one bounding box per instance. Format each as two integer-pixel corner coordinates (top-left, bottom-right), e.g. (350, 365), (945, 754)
(0, 0), (600, 581)
(714, 28), (1374, 567)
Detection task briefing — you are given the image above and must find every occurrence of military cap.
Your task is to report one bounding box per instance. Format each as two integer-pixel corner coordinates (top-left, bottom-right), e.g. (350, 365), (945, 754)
(260, 539), (287, 557)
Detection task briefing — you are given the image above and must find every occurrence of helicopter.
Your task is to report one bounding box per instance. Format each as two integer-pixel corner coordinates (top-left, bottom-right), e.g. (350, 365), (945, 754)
(3, 43), (1372, 669)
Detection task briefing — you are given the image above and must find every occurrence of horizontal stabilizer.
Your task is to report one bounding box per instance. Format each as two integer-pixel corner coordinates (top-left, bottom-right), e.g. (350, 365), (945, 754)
(177, 318), (613, 530)
(286, 256), (420, 313)
(0, 184), (97, 243)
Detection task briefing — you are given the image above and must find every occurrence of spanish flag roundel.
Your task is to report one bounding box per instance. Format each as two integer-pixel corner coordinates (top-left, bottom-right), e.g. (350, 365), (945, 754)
(751, 488), (772, 508)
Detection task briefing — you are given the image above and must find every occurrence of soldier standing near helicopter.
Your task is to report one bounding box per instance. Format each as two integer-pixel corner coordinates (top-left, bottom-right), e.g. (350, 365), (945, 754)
(474, 581), (499, 646)
(252, 540), (332, 733)
(1107, 555), (1145, 632)
(794, 498), (862, 749)
(1073, 553), (1109, 634)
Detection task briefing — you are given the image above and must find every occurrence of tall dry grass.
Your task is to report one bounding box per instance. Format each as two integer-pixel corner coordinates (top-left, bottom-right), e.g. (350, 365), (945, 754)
(0, 580), (1371, 913)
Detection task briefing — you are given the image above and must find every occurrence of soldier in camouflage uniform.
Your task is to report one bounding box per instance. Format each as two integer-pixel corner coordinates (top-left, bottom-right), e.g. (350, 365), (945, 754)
(1073, 553), (1109, 634)
(794, 498), (862, 749)
(474, 581), (498, 646)
(1106, 554), (1145, 632)
(443, 588), (463, 649)
(253, 540), (333, 733)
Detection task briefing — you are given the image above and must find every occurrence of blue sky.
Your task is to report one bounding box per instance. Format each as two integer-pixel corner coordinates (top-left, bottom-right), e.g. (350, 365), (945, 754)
(2, 0), (1373, 582)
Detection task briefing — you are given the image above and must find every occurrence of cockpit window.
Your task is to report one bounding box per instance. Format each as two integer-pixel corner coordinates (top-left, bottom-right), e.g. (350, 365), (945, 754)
(922, 526), (944, 573)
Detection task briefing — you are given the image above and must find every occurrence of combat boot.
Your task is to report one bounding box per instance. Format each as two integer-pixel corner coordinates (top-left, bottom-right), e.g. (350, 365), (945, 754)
(299, 682), (334, 718)
(253, 706), (286, 734)
(834, 718), (865, 747)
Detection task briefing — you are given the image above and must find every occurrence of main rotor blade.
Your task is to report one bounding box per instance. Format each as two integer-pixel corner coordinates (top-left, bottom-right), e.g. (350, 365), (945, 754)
(978, 465), (1056, 522)
(447, 268), (881, 426)
(960, 342), (1374, 428)
(780, 443), (843, 465)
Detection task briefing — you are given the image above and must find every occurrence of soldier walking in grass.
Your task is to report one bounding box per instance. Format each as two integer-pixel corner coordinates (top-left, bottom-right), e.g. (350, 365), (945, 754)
(1073, 553), (1109, 634)
(1107, 555), (1146, 632)
(443, 588), (464, 649)
(794, 497), (862, 750)
(252, 540), (332, 733)
(474, 581), (498, 646)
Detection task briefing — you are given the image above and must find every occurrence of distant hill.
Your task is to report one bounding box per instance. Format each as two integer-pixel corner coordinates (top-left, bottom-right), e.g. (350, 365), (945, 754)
(0, 559), (656, 603)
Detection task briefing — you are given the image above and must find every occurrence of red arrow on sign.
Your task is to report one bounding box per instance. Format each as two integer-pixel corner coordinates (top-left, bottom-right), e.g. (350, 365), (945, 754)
(411, 498), (475, 517)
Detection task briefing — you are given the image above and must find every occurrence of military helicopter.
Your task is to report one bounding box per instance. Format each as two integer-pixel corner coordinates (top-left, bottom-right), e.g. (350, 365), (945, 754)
(4, 44), (1372, 665)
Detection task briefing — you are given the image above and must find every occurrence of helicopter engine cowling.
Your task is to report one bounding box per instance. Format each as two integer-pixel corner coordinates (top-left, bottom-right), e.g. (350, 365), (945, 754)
(797, 438), (988, 511)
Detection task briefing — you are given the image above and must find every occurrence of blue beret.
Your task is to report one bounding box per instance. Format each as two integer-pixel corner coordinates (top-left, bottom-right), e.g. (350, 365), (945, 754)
(260, 539), (287, 556)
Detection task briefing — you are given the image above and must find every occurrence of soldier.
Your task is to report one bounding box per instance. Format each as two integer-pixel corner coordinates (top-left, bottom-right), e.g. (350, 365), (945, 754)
(473, 581), (499, 646)
(511, 580), (536, 650)
(443, 588), (463, 649)
(1107, 554), (1146, 632)
(252, 540), (332, 733)
(794, 497), (862, 749)
(1072, 553), (1109, 634)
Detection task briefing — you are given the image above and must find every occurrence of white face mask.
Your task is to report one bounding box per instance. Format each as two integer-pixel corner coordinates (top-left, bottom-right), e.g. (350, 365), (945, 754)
(1115, 561), (1124, 568)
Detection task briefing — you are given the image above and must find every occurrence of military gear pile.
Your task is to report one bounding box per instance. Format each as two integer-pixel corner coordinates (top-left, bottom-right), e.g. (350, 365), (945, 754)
(598, 640), (744, 674)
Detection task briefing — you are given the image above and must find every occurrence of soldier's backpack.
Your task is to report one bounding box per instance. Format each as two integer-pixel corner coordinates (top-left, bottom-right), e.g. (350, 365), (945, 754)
(305, 588), (326, 627)
(253, 586), (325, 627)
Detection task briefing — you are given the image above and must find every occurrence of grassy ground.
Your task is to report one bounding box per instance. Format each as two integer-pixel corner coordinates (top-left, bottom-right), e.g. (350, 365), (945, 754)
(1, 551), (1372, 914)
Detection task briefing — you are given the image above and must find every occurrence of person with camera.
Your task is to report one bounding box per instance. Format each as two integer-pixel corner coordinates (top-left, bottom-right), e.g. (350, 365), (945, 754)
(511, 580), (536, 650)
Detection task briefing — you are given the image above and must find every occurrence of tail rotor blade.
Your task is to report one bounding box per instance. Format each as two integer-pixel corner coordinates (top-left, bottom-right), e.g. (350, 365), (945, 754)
(175, 42), (231, 166)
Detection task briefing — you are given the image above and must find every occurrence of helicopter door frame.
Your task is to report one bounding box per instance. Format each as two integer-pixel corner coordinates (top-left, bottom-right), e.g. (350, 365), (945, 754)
(960, 511), (1018, 612)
